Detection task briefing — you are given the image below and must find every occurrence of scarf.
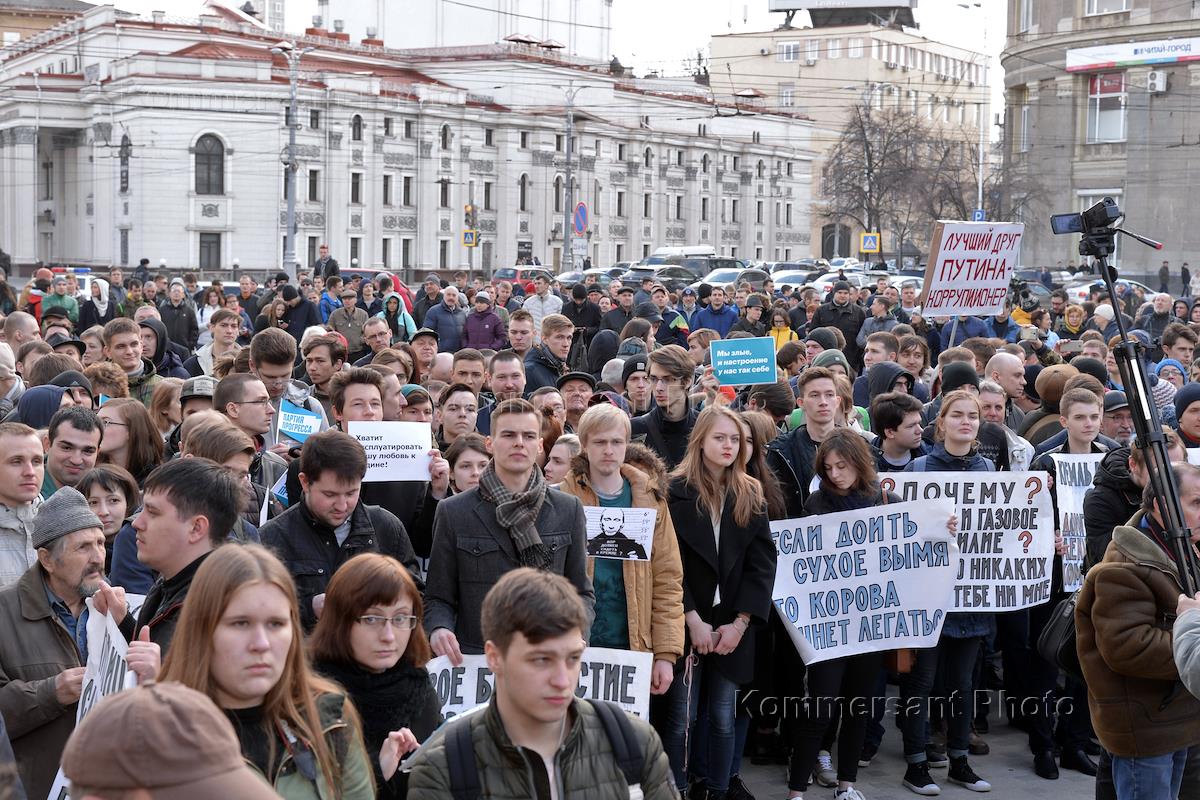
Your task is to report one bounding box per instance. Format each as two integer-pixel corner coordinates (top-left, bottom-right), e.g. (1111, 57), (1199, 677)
(92, 278), (110, 316)
(477, 463), (550, 569)
(314, 658), (439, 754)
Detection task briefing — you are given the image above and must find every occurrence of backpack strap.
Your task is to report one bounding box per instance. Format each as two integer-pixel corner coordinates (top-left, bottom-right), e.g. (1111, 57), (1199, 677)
(591, 700), (645, 791)
(445, 718), (481, 800)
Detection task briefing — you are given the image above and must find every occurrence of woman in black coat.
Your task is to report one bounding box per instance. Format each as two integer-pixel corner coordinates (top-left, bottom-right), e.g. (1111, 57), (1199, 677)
(311, 554), (441, 800)
(661, 405), (776, 797)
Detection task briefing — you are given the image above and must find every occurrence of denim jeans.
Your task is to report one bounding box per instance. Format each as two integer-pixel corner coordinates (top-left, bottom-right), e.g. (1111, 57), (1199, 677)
(662, 655), (739, 792)
(936, 635), (983, 758)
(898, 647), (940, 763)
(1112, 748), (1188, 800)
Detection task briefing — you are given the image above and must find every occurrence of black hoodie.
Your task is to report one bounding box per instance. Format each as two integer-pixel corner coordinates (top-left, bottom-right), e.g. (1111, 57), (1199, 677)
(137, 318), (190, 378)
(1083, 446), (1141, 572)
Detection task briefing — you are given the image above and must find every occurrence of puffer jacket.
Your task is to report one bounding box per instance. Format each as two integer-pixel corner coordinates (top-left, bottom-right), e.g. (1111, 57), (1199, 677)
(1083, 447), (1141, 572)
(558, 461), (685, 663)
(1076, 517), (1200, 758)
(422, 300), (466, 352)
(405, 697), (676, 800)
(463, 307), (506, 350)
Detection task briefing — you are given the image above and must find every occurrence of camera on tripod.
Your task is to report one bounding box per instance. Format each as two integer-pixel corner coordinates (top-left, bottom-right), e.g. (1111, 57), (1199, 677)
(1050, 197), (1121, 237)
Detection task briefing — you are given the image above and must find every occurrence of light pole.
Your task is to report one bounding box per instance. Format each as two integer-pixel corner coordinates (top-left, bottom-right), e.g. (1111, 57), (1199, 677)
(561, 84), (598, 272)
(959, 2), (988, 217)
(273, 41), (314, 282)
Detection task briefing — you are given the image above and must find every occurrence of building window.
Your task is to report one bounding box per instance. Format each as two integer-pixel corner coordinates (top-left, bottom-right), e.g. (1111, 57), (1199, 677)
(439, 179), (450, 207)
(199, 233), (221, 269)
(484, 181), (493, 210)
(675, 195), (684, 219)
(307, 237), (319, 266)
(119, 229), (129, 265)
(643, 193), (652, 217)
(402, 176), (413, 205)
(382, 174), (393, 206)
(731, 199), (739, 223)
(676, 150), (684, 166)
(806, 40), (819, 61)
(1086, 0), (1127, 13)
(351, 115), (364, 142)
(194, 134), (224, 195)
(775, 202), (781, 225)
(404, 120), (415, 139)
(618, 143), (627, 160)
(848, 38), (864, 58)
(350, 237), (361, 264)
(484, 128), (494, 146)
(595, 138), (602, 157)
(402, 238), (412, 268)
(556, 134), (564, 152)
(701, 197), (709, 221)
(615, 243), (624, 262)
(701, 154), (710, 173)
(439, 240), (449, 270)
(616, 191), (626, 217)
(381, 238), (391, 268)
(351, 172), (363, 204)
(756, 160), (765, 179)
(440, 125), (451, 150)
(1018, 0), (1033, 31)
(786, 203), (793, 225)
(732, 156), (740, 171)
(1087, 73), (1126, 143)
(778, 41), (800, 62)
(755, 200), (763, 224)
(554, 176), (564, 213)
(119, 134), (131, 194)
(643, 147), (653, 168)
(519, 174), (529, 211)
(520, 131), (529, 149)
(827, 39), (841, 59)
(779, 83), (795, 107)
(307, 169), (320, 202)
(594, 180), (602, 215)
(786, 161), (794, 177)
(383, 117), (393, 137)
(310, 110), (320, 129)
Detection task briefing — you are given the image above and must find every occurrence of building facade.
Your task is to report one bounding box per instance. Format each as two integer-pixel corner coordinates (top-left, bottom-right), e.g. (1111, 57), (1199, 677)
(0, 6), (815, 275)
(1002, 0), (1200, 270)
(713, 23), (991, 261)
(0, 0), (91, 46)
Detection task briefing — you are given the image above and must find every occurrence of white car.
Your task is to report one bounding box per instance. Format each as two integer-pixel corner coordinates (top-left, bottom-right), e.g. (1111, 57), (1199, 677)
(829, 257), (861, 270)
(811, 271), (871, 296)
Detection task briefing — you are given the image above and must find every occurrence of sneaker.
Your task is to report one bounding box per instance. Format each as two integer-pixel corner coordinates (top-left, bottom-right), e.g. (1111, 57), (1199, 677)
(835, 787), (866, 800)
(968, 731), (990, 756)
(813, 750), (837, 788)
(903, 762), (942, 796)
(859, 742), (879, 768)
(948, 757), (992, 792)
(925, 744), (948, 768)
(726, 774), (756, 800)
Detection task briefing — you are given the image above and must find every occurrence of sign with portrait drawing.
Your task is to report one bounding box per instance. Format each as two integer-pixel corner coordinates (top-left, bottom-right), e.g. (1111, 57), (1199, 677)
(584, 506), (656, 561)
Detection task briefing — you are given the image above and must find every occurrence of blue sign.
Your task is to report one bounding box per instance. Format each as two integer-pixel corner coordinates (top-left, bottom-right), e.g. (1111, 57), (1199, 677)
(971, 208), (986, 222)
(278, 399), (323, 444)
(573, 202), (588, 235)
(710, 336), (778, 386)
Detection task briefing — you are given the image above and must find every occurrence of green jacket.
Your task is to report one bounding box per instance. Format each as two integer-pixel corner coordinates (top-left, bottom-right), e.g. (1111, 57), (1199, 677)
(406, 697), (678, 800)
(42, 293), (79, 323)
(126, 357), (162, 408)
(251, 692), (374, 800)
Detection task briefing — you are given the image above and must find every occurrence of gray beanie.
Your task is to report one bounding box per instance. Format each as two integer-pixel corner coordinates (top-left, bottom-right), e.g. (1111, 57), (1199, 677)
(32, 487), (102, 550)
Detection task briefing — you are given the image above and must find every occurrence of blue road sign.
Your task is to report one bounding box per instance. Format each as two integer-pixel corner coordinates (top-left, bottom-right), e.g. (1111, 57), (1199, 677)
(971, 208), (986, 222)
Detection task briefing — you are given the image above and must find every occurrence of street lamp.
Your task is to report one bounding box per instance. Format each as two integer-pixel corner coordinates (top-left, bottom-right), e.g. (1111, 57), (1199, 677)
(272, 41), (315, 281)
(958, 2), (988, 219)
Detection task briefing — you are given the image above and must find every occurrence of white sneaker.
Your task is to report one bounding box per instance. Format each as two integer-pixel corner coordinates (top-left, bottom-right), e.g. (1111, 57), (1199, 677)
(835, 787), (866, 800)
(813, 750), (838, 788)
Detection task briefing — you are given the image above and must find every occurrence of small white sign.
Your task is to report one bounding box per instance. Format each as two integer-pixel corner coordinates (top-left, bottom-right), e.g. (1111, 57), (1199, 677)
(347, 421), (433, 482)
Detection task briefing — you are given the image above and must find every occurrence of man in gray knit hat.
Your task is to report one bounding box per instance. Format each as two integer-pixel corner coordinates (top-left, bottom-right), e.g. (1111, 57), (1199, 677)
(0, 486), (134, 799)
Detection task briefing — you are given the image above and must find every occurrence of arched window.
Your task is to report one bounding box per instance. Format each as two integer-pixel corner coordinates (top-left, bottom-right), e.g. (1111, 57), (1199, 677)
(701, 154), (710, 173)
(194, 134), (224, 195)
(519, 174), (529, 212)
(119, 134), (131, 193)
(643, 147), (653, 168)
(756, 160), (765, 179)
(351, 115), (364, 142)
(440, 124), (451, 150)
(554, 176), (563, 213)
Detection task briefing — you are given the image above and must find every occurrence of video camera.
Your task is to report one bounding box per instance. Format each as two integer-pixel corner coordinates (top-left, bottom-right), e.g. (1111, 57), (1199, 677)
(1050, 197), (1121, 237)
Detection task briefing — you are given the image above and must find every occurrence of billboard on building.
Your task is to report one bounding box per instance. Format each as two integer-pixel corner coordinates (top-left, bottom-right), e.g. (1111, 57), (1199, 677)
(768, 0), (916, 9)
(1066, 37), (1200, 72)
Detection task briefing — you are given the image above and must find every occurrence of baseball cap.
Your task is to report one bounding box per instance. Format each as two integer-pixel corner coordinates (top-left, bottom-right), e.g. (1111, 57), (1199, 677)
(1103, 390), (1129, 414)
(681, 287), (696, 298)
(181, 375), (218, 402)
(412, 328), (439, 342)
(62, 683), (280, 799)
(617, 285), (634, 295)
(634, 302), (663, 324)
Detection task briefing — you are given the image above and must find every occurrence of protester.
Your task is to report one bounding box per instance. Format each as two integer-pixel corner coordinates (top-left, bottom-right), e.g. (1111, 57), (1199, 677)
(97, 397), (163, 486)
(159, 544), (374, 798)
(76, 463), (138, 573)
(0, 423), (45, 589)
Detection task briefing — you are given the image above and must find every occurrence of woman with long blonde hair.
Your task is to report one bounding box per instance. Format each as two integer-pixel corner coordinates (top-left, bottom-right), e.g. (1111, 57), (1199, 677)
(661, 405), (776, 797)
(160, 545), (374, 799)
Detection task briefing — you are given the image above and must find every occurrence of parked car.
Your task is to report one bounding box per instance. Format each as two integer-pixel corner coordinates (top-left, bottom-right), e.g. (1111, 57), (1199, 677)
(617, 265), (700, 293)
(1063, 277), (1151, 305)
(829, 257), (862, 270)
(770, 270), (817, 290)
(493, 266), (554, 293)
(811, 271), (872, 296)
(690, 268), (771, 293)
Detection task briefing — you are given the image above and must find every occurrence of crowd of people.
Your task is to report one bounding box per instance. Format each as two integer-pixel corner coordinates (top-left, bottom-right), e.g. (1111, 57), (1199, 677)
(0, 251), (1199, 800)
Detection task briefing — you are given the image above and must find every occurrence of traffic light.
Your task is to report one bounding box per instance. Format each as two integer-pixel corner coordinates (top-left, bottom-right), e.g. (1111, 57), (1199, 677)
(464, 203), (477, 228)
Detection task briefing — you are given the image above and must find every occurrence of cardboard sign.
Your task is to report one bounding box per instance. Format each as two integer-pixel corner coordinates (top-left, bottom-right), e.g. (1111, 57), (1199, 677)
(771, 499), (958, 665)
(878, 472), (1055, 611)
(919, 221), (1024, 317)
(710, 336), (778, 386)
(278, 399), (322, 444)
(426, 648), (653, 722)
(1051, 453), (1105, 592)
(346, 421), (433, 482)
(584, 506), (655, 561)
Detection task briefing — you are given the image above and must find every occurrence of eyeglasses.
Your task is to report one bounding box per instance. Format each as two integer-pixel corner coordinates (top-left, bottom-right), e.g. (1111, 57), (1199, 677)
(356, 614), (418, 630)
(233, 398), (273, 407)
(100, 418), (127, 428)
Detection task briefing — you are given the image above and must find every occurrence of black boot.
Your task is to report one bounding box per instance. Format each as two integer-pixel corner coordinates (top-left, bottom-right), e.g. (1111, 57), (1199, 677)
(1060, 747), (1098, 776)
(1033, 750), (1059, 780)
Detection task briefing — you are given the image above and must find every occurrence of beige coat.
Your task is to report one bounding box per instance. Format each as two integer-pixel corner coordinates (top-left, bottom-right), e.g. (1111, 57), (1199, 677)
(559, 461), (685, 662)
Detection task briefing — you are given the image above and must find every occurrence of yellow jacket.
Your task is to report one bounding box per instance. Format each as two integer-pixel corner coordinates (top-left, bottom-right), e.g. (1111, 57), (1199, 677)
(770, 325), (799, 350)
(559, 462), (685, 663)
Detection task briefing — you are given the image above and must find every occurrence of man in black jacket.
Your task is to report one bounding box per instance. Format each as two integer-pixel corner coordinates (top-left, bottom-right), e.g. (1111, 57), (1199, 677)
(158, 281), (198, 352)
(630, 345), (699, 470)
(808, 280), (867, 369)
(132, 459), (243, 653)
(260, 429), (421, 630)
(279, 284), (322, 345)
(767, 366), (839, 516)
(602, 285), (635, 333)
(413, 274), (443, 327)
(562, 283), (602, 348)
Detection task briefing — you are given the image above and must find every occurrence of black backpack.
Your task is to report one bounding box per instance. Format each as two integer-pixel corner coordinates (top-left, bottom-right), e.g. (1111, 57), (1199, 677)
(444, 700), (645, 800)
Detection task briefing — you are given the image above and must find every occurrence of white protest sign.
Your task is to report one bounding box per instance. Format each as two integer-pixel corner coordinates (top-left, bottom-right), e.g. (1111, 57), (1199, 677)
(878, 472), (1055, 611)
(584, 506), (655, 561)
(919, 221), (1024, 317)
(346, 421), (433, 482)
(1051, 453), (1105, 592)
(278, 399), (323, 444)
(426, 647), (653, 722)
(771, 499), (958, 665)
(47, 602), (135, 800)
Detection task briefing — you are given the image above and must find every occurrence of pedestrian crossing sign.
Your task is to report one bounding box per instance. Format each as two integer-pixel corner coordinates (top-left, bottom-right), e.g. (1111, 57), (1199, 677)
(463, 230), (478, 247)
(860, 232), (880, 253)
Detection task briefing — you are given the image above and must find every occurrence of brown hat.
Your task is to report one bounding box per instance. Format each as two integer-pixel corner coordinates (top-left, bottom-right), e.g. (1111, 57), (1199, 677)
(1033, 363), (1079, 409)
(62, 683), (280, 799)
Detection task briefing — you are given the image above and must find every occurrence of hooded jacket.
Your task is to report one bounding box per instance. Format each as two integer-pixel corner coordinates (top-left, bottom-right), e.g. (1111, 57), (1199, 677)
(0, 500), (38, 590)
(463, 303), (506, 350)
(138, 318), (189, 379)
(376, 293), (416, 343)
(422, 297), (466, 352)
(853, 361), (914, 407)
(563, 299), (603, 346)
(1077, 516), (1200, 758)
(587, 330), (619, 377)
(523, 344), (567, 392)
(1083, 447), (1141, 572)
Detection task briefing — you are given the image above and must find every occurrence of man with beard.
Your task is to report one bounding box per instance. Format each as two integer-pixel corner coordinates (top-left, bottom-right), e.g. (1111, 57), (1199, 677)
(0, 487), (137, 799)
